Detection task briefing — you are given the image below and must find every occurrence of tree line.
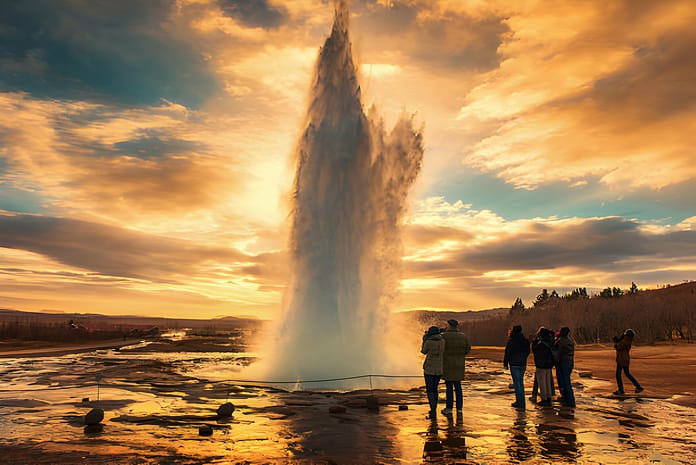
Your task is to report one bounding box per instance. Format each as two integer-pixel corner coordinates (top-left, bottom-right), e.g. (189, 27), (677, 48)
(0, 318), (157, 342)
(433, 281), (695, 346)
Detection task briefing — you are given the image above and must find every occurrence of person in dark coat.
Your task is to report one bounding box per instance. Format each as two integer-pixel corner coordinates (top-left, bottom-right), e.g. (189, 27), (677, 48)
(440, 319), (471, 416)
(555, 326), (576, 407)
(532, 327), (555, 406)
(613, 329), (643, 395)
(503, 325), (530, 409)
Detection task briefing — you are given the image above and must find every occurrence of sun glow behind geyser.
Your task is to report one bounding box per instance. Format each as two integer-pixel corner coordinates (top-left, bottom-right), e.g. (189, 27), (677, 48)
(245, 1), (425, 388)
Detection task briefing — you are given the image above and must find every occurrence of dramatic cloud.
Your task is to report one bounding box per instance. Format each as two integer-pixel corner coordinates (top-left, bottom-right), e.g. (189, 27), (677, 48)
(352, 1), (508, 73)
(218, 0), (288, 28)
(0, 213), (246, 281)
(459, 0), (696, 191)
(1, 0), (694, 318)
(399, 198), (696, 310)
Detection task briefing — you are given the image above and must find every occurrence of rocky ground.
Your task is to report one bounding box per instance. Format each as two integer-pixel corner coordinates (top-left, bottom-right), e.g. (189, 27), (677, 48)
(0, 340), (694, 464)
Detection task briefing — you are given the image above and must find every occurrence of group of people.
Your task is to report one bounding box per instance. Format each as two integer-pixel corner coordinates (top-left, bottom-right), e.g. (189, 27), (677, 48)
(422, 321), (644, 417)
(503, 325), (576, 409)
(421, 319), (471, 419)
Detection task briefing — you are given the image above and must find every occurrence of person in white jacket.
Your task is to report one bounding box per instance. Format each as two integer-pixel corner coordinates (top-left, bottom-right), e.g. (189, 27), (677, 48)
(421, 326), (445, 419)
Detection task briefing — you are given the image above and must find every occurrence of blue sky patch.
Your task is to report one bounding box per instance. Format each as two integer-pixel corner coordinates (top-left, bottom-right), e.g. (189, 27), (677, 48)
(0, 0), (219, 107)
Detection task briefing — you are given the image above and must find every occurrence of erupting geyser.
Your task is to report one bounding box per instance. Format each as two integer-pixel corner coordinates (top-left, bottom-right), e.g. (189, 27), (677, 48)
(269, 1), (423, 380)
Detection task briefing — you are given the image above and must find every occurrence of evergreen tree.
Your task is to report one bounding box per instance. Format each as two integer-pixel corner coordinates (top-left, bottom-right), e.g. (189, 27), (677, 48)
(533, 289), (550, 307)
(511, 297), (525, 312)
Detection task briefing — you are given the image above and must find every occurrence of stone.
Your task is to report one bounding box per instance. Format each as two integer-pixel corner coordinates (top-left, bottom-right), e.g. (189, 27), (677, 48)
(579, 371), (593, 378)
(366, 395), (379, 411)
(216, 402), (235, 417)
(398, 405), (408, 411)
(83, 424), (103, 435)
(85, 407), (104, 425)
(329, 405), (346, 414)
(423, 440), (443, 453)
(199, 425), (213, 436)
(82, 397), (90, 403)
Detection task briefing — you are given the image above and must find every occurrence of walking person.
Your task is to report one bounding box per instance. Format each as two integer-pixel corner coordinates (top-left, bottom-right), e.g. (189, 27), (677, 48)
(613, 329), (643, 395)
(504, 325), (530, 410)
(440, 319), (471, 416)
(555, 327), (576, 407)
(421, 326), (445, 419)
(532, 327), (555, 406)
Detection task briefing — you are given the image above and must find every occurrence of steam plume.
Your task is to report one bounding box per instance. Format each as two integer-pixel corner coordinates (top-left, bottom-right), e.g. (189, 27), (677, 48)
(269, 1), (423, 380)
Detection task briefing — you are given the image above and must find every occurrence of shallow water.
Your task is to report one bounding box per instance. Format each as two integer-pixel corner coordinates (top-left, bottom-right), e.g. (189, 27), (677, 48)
(0, 347), (694, 464)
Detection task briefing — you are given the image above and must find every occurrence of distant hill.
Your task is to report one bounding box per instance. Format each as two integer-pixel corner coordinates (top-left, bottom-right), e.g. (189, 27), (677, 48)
(400, 281), (696, 346)
(405, 307), (509, 325)
(0, 308), (262, 342)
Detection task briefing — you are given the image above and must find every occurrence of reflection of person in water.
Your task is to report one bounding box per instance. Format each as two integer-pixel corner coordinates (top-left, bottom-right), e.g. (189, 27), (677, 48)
(535, 415), (580, 461)
(442, 413), (467, 460)
(421, 326), (445, 419)
(422, 416), (443, 462)
(506, 409), (534, 463)
(613, 328), (643, 395)
(423, 413), (468, 462)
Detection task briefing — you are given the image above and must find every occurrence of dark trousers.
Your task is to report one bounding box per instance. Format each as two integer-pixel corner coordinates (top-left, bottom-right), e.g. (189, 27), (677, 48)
(557, 361), (575, 406)
(445, 380), (463, 410)
(424, 374), (441, 414)
(616, 364), (641, 392)
(510, 365), (526, 406)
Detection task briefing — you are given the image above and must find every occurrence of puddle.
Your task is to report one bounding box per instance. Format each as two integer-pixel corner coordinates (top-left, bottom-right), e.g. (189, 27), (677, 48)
(0, 349), (693, 464)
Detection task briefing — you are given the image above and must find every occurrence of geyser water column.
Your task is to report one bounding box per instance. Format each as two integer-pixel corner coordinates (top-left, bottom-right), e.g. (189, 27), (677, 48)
(270, 2), (423, 381)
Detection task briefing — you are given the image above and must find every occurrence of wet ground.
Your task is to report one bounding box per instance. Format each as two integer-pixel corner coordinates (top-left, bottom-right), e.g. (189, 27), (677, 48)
(0, 344), (694, 464)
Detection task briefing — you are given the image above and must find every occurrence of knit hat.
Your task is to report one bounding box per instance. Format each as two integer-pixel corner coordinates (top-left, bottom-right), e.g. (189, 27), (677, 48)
(426, 326), (441, 337)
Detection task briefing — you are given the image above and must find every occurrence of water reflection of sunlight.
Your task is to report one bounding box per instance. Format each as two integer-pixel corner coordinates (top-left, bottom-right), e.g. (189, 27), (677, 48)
(1, 350), (695, 463)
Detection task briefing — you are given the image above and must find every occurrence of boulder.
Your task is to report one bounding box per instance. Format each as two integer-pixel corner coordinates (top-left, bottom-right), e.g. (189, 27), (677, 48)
(199, 425), (213, 436)
(398, 405), (408, 411)
(85, 407), (104, 425)
(578, 371), (593, 378)
(83, 424), (104, 435)
(329, 405), (346, 414)
(216, 402), (235, 418)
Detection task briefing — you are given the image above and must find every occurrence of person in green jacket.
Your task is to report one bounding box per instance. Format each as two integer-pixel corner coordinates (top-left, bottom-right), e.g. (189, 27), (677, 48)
(440, 319), (471, 416)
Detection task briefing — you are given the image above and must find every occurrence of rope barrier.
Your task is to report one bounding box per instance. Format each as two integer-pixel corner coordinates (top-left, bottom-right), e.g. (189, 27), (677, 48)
(0, 374), (424, 393)
(221, 374), (423, 385)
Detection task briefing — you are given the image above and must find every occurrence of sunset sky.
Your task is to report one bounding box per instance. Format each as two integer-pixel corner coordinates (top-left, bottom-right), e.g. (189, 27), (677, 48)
(1, 0), (695, 319)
